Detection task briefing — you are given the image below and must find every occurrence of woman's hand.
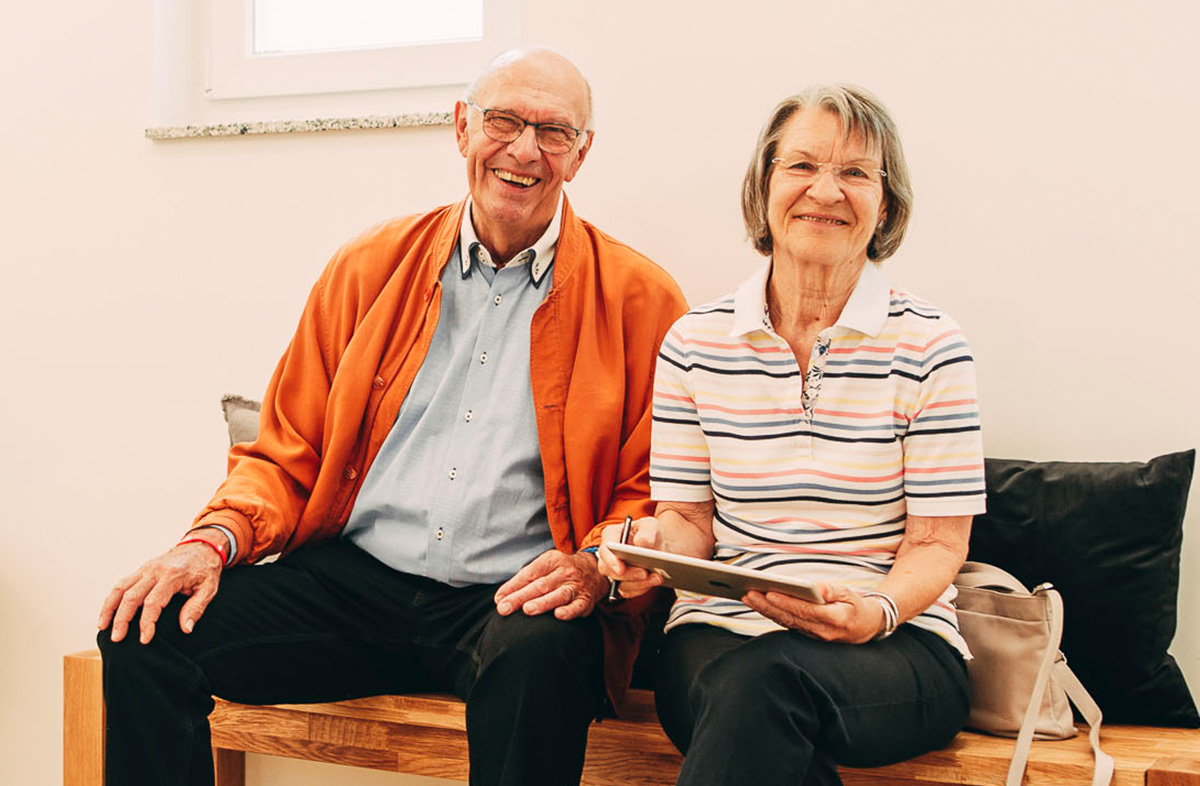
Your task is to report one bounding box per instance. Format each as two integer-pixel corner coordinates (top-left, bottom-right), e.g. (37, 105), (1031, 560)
(743, 584), (887, 644)
(596, 517), (665, 599)
(747, 514), (973, 643)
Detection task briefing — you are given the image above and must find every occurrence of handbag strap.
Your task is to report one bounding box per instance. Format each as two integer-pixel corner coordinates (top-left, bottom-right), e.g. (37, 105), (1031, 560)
(1056, 660), (1115, 786)
(1002, 587), (1114, 786)
(1005, 587), (1065, 786)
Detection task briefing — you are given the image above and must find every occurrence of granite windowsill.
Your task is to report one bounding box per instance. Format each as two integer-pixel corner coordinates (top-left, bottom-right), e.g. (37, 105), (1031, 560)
(145, 111), (453, 140)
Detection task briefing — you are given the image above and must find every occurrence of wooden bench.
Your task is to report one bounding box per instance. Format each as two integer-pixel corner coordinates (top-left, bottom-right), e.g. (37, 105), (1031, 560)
(64, 649), (1200, 786)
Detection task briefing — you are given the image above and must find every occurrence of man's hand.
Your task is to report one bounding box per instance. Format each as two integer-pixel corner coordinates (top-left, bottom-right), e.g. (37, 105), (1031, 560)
(98, 542), (224, 644)
(493, 549), (610, 620)
(743, 584), (886, 644)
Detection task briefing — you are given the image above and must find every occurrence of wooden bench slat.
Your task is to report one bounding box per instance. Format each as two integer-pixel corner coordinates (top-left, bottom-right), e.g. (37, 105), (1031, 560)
(209, 703), (309, 737)
(274, 693), (469, 730)
(309, 714), (392, 750)
(385, 725), (472, 779)
(842, 776), (962, 786)
(210, 729), (400, 772)
(1148, 758), (1200, 786)
(580, 747), (688, 786)
(64, 649), (1200, 786)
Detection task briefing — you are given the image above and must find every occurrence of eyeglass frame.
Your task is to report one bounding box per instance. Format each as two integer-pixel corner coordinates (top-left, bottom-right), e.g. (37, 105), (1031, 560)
(770, 156), (887, 186)
(465, 100), (586, 154)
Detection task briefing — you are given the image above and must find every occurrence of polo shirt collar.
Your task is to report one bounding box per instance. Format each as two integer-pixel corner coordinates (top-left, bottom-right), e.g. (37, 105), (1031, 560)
(460, 194), (562, 287)
(730, 259), (891, 338)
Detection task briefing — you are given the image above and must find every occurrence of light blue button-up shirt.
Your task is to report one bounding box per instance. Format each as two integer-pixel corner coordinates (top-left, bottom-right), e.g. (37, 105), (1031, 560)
(342, 198), (561, 586)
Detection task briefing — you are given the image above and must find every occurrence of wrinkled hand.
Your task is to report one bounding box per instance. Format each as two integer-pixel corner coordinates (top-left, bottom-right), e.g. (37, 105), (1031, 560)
(494, 549), (610, 620)
(596, 516), (664, 600)
(743, 584), (887, 644)
(98, 543), (223, 644)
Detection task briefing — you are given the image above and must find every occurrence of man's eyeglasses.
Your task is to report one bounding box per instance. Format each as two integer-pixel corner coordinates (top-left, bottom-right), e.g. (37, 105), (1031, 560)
(467, 100), (584, 155)
(771, 156), (887, 188)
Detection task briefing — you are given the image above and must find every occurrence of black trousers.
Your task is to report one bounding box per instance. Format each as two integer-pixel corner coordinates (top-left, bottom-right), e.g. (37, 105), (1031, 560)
(98, 540), (605, 786)
(654, 623), (970, 786)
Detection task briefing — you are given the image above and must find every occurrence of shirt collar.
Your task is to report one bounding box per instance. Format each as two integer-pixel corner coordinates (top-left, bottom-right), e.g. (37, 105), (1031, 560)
(459, 194), (562, 287)
(730, 259), (891, 338)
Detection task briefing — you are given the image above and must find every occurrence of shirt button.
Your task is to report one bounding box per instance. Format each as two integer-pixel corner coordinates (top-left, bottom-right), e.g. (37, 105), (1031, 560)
(372, 376), (385, 389)
(342, 466), (358, 481)
(493, 295), (503, 306)
(479, 352), (488, 364)
(435, 528), (445, 540)
(464, 410), (474, 422)
(448, 468), (457, 480)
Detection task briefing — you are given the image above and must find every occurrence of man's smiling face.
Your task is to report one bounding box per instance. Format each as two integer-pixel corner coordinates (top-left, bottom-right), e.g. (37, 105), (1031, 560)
(454, 50), (592, 264)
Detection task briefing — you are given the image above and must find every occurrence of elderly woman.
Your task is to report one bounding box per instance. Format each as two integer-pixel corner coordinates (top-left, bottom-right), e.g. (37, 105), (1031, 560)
(599, 85), (985, 786)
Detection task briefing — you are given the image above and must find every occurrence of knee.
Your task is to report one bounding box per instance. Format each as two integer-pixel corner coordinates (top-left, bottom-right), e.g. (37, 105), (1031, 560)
(96, 596), (188, 669)
(687, 653), (759, 722)
(476, 613), (602, 690)
(488, 613), (598, 665)
(688, 634), (821, 728)
(96, 613), (145, 665)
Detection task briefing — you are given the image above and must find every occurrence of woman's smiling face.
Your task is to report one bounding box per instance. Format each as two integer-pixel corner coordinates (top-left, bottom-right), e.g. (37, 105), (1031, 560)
(767, 108), (888, 270)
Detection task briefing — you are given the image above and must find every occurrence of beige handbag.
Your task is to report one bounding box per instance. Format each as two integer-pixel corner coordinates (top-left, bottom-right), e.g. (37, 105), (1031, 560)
(953, 562), (1114, 786)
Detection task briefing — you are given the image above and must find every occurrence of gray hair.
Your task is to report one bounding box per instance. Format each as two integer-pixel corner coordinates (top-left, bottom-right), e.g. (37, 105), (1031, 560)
(741, 85), (913, 261)
(465, 47), (594, 131)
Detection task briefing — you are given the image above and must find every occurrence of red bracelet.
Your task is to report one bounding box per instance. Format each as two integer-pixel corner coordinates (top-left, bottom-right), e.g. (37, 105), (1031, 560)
(179, 536), (228, 566)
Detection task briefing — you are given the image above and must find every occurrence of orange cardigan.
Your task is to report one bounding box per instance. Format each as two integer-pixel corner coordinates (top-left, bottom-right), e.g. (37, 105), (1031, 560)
(193, 197), (688, 706)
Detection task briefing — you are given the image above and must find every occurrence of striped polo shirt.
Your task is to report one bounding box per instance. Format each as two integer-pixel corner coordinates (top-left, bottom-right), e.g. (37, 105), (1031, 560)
(650, 260), (985, 656)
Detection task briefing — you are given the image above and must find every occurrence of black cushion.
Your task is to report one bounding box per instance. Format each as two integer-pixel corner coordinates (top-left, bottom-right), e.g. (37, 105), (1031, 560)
(969, 450), (1198, 727)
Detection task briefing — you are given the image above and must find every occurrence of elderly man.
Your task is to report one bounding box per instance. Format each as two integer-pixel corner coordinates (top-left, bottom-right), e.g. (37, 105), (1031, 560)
(97, 48), (687, 786)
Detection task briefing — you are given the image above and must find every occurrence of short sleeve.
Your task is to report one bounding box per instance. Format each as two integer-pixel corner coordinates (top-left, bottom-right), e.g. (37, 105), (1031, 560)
(649, 325), (714, 503)
(901, 314), (987, 517)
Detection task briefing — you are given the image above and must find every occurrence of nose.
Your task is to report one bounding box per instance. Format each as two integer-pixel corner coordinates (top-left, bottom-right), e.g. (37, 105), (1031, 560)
(806, 166), (845, 203)
(506, 124), (541, 162)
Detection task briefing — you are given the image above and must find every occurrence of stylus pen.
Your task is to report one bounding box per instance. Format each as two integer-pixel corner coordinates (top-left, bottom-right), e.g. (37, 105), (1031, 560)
(607, 515), (634, 603)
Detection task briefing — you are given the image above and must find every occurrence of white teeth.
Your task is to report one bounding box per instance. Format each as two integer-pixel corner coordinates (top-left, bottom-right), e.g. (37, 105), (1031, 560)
(495, 169), (537, 187)
(799, 216), (846, 225)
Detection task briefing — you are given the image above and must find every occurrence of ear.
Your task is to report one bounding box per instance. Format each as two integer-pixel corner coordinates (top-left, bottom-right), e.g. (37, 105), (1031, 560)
(563, 130), (594, 183)
(454, 100), (470, 157)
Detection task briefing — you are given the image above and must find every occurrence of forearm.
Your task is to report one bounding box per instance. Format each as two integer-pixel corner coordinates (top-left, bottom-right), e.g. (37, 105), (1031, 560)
(877, 514), (971, 624)
(653, 500), (716, 559)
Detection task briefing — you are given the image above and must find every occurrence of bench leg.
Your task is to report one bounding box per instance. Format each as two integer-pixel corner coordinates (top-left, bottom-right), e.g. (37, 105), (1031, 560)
(64, 650), (105, 786)
(214, 748), (245, 786)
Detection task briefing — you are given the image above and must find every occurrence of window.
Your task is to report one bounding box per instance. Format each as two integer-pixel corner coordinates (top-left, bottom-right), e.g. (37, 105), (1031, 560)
(253, 0), (483, 55)
(148, 1), (521, 135)
(207, 0), (520, 99)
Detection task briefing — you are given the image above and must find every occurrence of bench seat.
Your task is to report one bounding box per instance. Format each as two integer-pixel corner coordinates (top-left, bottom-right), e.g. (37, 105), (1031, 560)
(64, 649), (1200, 786)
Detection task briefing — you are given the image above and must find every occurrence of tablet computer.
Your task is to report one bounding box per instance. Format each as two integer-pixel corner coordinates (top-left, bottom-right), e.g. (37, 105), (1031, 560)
(608, 543), (825, 604)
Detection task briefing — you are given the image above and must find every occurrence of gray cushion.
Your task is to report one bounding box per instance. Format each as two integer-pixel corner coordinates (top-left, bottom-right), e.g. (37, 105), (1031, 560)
(220, 394), (261, 446)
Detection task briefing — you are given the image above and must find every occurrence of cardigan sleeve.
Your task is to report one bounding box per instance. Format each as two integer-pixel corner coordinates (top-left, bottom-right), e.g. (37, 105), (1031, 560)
(577, 268), (689, 550)
(191, 263), (339, 564)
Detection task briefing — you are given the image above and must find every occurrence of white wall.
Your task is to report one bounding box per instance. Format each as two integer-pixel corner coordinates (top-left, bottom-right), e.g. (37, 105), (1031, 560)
(2, 2), (1197, 784)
